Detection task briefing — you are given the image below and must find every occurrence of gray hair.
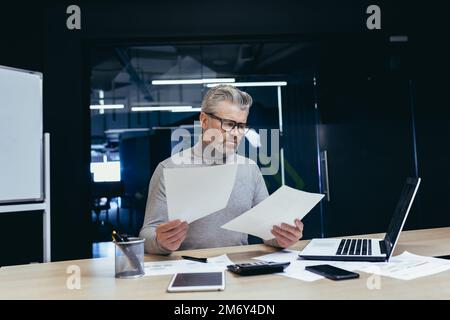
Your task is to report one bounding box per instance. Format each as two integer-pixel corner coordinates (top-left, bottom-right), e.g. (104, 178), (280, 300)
(201, 85), (253, 114)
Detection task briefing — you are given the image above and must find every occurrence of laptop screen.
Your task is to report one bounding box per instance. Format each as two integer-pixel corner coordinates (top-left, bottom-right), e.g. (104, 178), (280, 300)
(383, 177), (421, 259)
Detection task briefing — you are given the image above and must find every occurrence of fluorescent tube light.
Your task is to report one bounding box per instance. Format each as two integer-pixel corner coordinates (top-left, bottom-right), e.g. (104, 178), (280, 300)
(206, 81), (287, 88)
(171, 107), (202, 113)
(104, 128), (150, 134)
(90, 104), (125, 110)
(131, 106), (193, 112)
(152, 78), (235, 85)
(389, 35), (408, 42)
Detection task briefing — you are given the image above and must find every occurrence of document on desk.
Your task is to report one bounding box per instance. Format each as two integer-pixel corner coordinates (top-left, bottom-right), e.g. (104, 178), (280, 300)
(221, 186), (324, 240)
(144, 254), (234, 277)
(253, 249), (373, 282)
(164, 164), (238, 223)
(355, 251), (450, 280)
(253, 249), (323, 281)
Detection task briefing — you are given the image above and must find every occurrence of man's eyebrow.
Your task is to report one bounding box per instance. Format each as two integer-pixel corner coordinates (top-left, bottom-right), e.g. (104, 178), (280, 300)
(222, 117), (246, 124)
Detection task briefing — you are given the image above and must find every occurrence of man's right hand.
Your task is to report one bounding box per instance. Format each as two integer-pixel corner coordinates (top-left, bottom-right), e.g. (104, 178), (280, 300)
(155, 220), (189, 251)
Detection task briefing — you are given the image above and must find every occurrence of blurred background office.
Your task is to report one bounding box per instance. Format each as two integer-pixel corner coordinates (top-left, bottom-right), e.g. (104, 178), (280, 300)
(0, 0), (448, 265)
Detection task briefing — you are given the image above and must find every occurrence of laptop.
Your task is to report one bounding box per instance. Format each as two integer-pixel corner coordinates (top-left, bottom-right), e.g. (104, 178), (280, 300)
(299, 177), (421, 262)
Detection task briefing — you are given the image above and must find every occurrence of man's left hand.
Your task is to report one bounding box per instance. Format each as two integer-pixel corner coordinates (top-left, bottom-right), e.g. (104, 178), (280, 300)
(271, 219), (304, 248)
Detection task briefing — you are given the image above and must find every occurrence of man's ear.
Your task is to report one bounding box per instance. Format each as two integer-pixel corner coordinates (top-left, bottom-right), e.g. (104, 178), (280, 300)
(199, 112), (208, 130)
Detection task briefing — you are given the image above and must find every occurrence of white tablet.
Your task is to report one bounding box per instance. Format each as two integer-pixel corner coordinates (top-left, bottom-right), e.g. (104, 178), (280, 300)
(167, 272), (225, 292)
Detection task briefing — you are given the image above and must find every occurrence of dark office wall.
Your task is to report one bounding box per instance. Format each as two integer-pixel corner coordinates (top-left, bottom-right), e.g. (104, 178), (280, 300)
(412, 32), (450, 230)
(414, 80), (450, 229)
(43, 0), (396, 261)
(0, 212), (43, 266)
(282, 82), (323, 239)
(1, 0), (437, 262)
(0, 3), (44, 266)
(0, 3), (44, 71)
(318, 75), (418, 237)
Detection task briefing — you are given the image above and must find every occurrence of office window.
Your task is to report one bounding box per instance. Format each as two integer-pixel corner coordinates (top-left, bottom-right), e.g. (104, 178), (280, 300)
(89, 41), (315, 248)
(90, 161), (121, 182)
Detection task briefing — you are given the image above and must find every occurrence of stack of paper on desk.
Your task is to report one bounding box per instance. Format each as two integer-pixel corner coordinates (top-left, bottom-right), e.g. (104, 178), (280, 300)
(354, 251), (450, 280)
(164, 164), (238, 223)
(144, 254), (234, 277)
(253, 250), (373, 282)
(221, 185), (324, 240)
(253, 250), (450, 282)
(253, 249), (324, 282)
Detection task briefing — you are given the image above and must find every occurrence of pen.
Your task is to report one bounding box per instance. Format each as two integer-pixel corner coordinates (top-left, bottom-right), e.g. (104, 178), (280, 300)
(112, 230), (127, 242)
(181, 255), (208, 263)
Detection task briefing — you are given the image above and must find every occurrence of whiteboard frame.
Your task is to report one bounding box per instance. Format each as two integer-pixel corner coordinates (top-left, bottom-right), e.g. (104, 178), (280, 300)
(0, 133), (51, 262)
(0, 65), (44, 204)
(0, 65), (51, 262)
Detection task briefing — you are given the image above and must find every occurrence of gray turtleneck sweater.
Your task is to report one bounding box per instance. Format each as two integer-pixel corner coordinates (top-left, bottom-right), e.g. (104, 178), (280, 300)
(139, 143), (280, 255)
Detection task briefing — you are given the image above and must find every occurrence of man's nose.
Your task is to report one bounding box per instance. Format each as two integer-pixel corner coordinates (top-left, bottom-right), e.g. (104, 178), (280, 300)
(229, 126), (240, 137)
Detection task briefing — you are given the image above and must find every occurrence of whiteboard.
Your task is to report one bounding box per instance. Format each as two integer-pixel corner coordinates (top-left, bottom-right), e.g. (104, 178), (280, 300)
(0, 65), (43, 204)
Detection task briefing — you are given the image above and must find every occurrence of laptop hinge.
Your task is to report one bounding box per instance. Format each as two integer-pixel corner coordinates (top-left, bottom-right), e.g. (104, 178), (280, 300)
(379, 240), (387, 255)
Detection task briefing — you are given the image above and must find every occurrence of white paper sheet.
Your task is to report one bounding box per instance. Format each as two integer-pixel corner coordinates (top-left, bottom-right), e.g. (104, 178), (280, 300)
(354, 251), (450, 280)
(253, 249), (301, 263)
(221, 185), (324, 240)
(164, 164), (238, 223)
(207, 254), (235, 267)
(253, 250), (373, 282)
(252, 250), (322, 281)
(144, 254), (234, 277)
(252, 250), (450, 282)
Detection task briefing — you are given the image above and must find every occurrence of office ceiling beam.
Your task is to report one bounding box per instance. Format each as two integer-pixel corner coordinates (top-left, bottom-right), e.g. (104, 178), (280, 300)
(114, 48), (154, 101)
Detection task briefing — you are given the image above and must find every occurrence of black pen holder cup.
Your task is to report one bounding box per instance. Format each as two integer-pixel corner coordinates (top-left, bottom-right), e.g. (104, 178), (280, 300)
(114, 237), (145, 279)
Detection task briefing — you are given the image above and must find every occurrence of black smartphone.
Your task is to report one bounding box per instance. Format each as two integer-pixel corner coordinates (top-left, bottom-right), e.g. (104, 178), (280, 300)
(434, 255), (450, 260)
(305, 264), (360, 281)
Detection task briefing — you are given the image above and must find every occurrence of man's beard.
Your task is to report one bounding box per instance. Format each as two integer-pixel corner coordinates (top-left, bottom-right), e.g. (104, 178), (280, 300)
(223, 137), (238, 154)
(202, 135), (239, 160)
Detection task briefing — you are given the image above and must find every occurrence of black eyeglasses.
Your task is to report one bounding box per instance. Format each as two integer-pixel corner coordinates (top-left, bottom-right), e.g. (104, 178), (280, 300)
(205, 112), (250, 134)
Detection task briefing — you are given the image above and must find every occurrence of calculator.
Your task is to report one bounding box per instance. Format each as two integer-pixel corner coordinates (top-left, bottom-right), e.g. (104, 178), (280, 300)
(227, 261), (290, 276)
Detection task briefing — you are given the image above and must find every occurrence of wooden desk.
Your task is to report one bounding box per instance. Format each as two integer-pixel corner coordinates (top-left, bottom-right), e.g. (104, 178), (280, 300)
(1, 228), (450, 299)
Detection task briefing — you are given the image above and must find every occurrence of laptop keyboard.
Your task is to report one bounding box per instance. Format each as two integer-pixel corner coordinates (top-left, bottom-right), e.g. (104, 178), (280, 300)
(335, 239), (373, 256)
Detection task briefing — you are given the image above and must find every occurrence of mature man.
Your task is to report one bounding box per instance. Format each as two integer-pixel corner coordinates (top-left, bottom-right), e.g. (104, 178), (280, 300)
(140, 85), (304, 254)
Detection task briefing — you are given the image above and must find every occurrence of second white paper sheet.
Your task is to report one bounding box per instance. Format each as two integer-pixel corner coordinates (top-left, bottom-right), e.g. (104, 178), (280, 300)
(144, 254), (234, 277)
(221, 185), (324, 240)
(164, 164), (238, 223)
